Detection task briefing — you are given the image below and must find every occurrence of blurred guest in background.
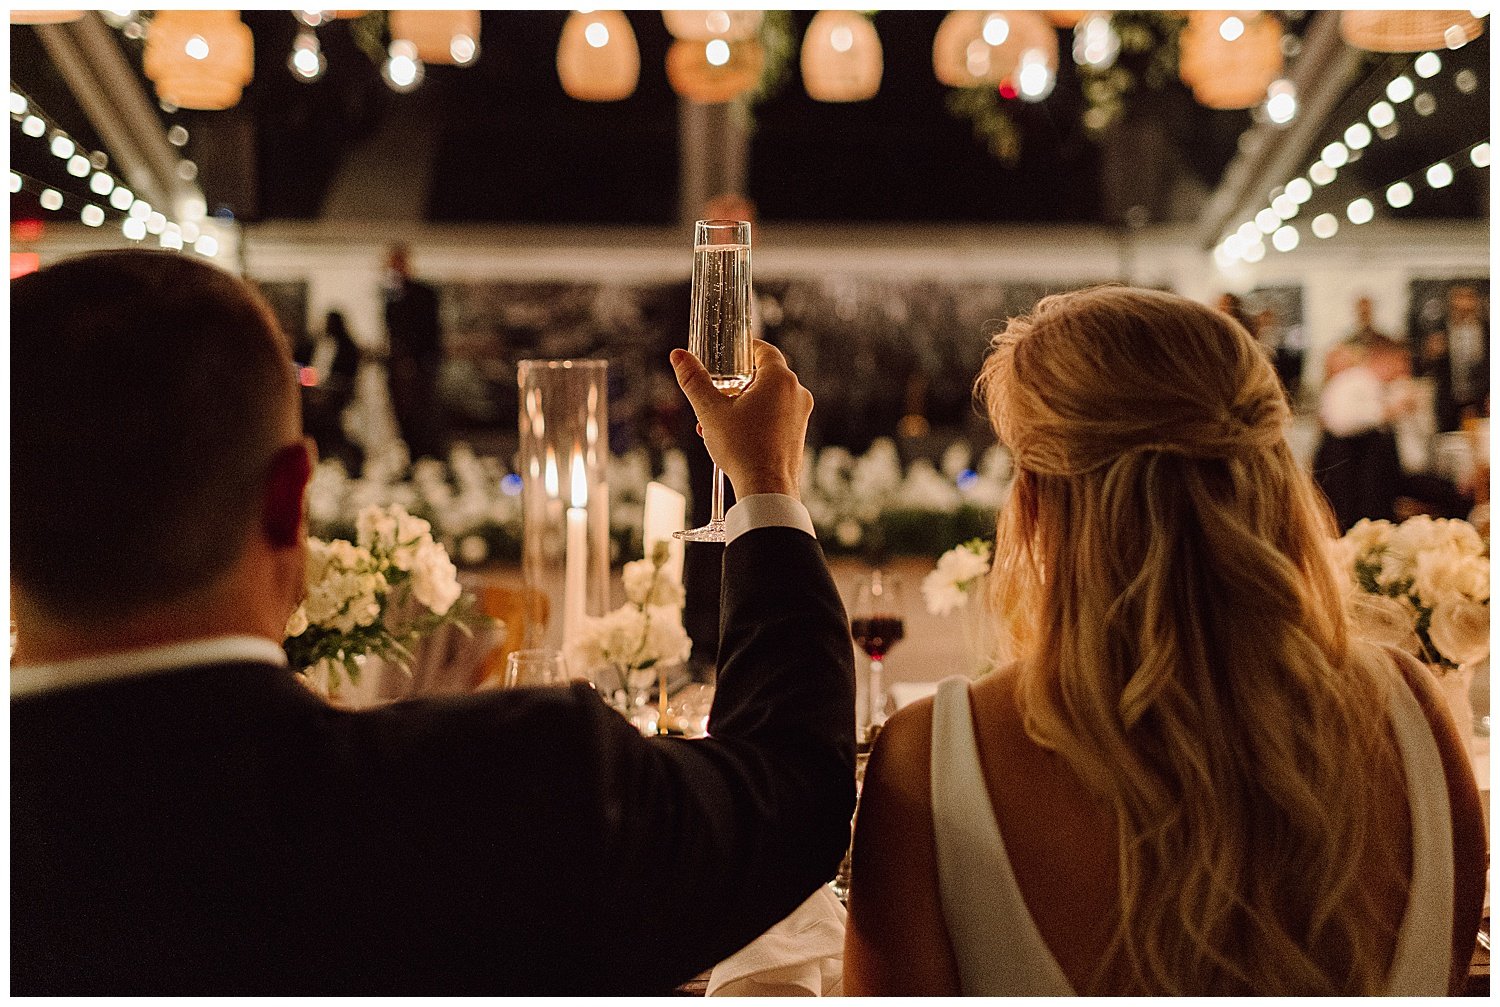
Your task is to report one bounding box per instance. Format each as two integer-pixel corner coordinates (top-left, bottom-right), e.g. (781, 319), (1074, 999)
(303, 310), (364, 475)
(1347, 294), (1390, 351)
(1313, 339), (1414, 531)
(384, 244), (447, 462)
(1252, 307), (1306, 405)
(1417, 283), (1489, 433)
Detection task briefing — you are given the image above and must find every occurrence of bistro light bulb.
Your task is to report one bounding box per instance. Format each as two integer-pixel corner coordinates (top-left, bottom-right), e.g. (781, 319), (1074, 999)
(1237, 221), (1260, 244)
(584, 20), (609, 47)
(1256, 208), (1280, 233)
(1386, 181), (1414, 207)
(129, 199), (151, 220)
(450, 33), (477, 65)
(1320, 142), (1349, 168)
(1344, 122), (1372, 149)
(146, 211), (166, 234)
(109, 185), (134, 210)
(1271, 225), (1298, 251)
(1368, 100), (1395, 127)
(383, 41), (424, 92)
(66, 154), (90, 177)
(80, 204), (105, 227)
(40, 188), (63, 211)
(89, 171), (114, 196)
(830, 25), (854, 52)
(1414, 51), (1442, 78)
(1426, 161), (1454, 188)
(184, 35), (210, 60)
(1265, 80), (1297, 124)
(1285, 177), (1313, 204)
(122, 217), (147, 241)
(9, 171), (20, 193)
(1311, 212), (1338, 239)
(1271, 194), (1298, 218)
(49, 134), (74, 159)
(982, 13), (1010, 46)
(1017, 50), (1055, 101)
(1243, 239), (1266, 263)
(161, 226), (183, 250)
(1347, 197), (1374, 224)
(1219, 15), (1244, 41)
(705, 38), (730, 66)
(1471, 142), (1491, 168)
(10, 92), (26, 115)
(1386, 75), (1414, 102)
(21, 114), (45, 137)
(194, 234), (219, 257)
(1072, 13), (1120, 69)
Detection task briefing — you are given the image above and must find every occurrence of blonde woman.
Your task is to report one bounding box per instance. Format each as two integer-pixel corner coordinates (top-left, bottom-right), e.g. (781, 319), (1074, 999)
(845, 288), (1486, 995)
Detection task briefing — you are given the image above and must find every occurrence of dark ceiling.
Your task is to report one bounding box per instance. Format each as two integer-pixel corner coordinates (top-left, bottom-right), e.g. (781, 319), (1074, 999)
(8, 11), (1490, 227)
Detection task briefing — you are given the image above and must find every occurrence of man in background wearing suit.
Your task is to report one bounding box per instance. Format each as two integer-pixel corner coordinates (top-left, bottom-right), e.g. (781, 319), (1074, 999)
(12, 251), (854, 994)
(1418, 282), (1490, 433)
(383, 243), (447, 461)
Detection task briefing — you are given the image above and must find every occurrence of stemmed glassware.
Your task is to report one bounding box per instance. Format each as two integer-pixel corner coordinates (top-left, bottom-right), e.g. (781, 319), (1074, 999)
(675, 219), (754, 543)
(850, 570), (905, 743)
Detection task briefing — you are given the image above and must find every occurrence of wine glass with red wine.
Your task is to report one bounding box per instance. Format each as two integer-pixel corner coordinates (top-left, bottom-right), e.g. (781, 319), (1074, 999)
(850, 570), (905, 743)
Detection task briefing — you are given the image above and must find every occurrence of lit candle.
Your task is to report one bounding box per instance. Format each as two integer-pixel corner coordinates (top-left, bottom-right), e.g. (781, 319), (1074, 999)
(643, 481), (686, 584)
(562, 453), (589, 650)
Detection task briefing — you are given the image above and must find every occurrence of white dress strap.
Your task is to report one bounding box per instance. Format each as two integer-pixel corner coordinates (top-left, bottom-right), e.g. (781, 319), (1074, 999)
(1383, 672), (1456, 995)
(929, 676), (1074, 995)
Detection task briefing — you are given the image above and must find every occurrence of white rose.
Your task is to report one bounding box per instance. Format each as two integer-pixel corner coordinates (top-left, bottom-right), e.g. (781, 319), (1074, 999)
(622, 559), (684, 608)
(936, 542), (991, 584)
(1346, 592), (1422, 655)
(1428, 597), (1490, 667)
(1451, 556), (1490, 603)
(356, 506), (398, 552)
(922, 576), (969, 617)
(410, 540), (462, 616)
(285, 605), (309, 638)
(1441, 519), (1486, 557)
(1345, 518), (1395, 554)
(642, 605), (692, 666)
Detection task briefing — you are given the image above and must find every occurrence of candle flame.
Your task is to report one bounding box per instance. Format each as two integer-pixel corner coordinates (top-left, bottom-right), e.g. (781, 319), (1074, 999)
(571, 453), (588, 508)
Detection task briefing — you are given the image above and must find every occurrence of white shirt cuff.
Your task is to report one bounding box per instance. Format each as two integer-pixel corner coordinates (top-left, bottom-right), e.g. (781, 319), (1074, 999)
(724, 494), (816, 544)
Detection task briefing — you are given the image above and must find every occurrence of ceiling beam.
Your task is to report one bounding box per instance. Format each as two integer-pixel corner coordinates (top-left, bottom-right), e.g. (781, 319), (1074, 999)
(33, 12), (203, 218)
(1195, 11), (1365, 248)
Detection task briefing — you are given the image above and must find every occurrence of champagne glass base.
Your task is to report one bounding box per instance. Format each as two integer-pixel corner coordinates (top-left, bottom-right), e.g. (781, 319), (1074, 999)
(674, 521), (727, 543)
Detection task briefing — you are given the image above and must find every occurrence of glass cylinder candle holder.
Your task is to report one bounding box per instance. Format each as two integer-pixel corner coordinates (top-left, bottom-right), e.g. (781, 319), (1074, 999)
(518, 359), (610, 656)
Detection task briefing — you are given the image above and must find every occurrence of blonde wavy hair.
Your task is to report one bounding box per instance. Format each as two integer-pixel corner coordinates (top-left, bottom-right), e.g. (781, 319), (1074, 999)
(977, 287), (1405, 994)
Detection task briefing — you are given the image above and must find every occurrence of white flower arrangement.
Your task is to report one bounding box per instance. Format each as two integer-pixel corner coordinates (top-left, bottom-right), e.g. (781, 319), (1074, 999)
(922, 539), (993, 616)
(285, 503), (491, 699)
(1330, 516), (1490, 672)
(566, 541), (692, 699)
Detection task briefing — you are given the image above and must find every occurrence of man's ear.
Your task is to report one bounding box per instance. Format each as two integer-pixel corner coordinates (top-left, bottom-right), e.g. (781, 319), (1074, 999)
(263, 440), (314, 549)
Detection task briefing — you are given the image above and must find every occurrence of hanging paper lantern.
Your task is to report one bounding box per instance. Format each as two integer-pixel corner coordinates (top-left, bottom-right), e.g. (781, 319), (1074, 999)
(933, 10), (1055, 88)
(143, 10), (255, 111)
(801, 10), (882, 102)
(557, 10), (639, 102)
(1179, 11), (1283, 109)
(1340, 10), (1484, 52)
(662, 10), (763, 42)
(389, 10), (480, 66)
(666, 38), (765, 104)
(10, 11), (83, 23)
(1045, 11), (1090, 28)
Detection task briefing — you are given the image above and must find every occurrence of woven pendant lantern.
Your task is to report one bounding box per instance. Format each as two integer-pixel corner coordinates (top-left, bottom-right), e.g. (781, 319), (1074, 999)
(1045, 11), (1090, 28)
(389, 10), (481, 66)
(1179, 11), (1283, 109)
(933, 10), (1054, 87)
(558, 10), (639, 102)
(801, 10), (882, 102)
(662, 10), (763, 42)
(143, 10), (254, 111)
(1340, 10), (1484, 52)
(10, 10), (83, 23)
(667, 38), (765, 104)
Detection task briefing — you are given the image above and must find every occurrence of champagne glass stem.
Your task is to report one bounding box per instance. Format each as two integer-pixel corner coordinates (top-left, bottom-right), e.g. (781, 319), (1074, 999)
(711, 464), (726, 526)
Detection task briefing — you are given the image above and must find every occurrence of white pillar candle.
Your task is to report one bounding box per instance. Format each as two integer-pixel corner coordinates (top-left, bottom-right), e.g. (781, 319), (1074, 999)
(643, 481), (686, 583)
(562, 455), (589, 649)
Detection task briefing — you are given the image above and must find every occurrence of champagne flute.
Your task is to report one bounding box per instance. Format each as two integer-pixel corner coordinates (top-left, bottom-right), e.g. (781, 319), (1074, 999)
(676, 219), (753, 544)
(850, 570), (905, 743)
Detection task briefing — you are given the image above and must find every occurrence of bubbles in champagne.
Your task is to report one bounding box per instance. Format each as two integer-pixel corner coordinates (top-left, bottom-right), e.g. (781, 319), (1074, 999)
(689, 242), (753, 388)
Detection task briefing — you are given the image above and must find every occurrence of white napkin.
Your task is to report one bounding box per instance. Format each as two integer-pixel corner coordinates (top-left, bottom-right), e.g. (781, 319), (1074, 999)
(707, 884), (847, 996)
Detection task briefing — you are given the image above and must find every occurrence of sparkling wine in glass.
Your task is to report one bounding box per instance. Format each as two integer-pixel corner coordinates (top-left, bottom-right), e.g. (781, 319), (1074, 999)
(676, 219), (753, 543)
(851, 570), (905, 743)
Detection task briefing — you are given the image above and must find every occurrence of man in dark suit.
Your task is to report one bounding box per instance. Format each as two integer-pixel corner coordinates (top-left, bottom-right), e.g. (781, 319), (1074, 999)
(1417, 283), (1490, 433)
(12, 251), (854, 994)
(384, 244), (447, 460)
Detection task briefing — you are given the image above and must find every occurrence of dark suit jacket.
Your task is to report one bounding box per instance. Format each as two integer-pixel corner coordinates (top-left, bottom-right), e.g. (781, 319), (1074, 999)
(12, 527), (855, 994)
(1416, 319), (1490, 433)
